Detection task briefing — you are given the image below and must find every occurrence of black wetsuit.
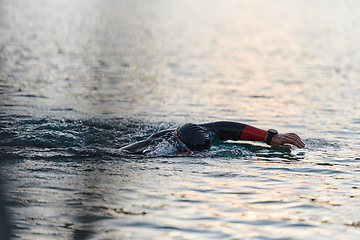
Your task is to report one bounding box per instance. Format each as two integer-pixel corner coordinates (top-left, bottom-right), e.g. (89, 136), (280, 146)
(120, 121), (267, 154)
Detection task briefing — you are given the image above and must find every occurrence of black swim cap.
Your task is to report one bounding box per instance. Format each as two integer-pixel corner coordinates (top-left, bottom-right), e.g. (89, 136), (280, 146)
(177, 123), (210, 151)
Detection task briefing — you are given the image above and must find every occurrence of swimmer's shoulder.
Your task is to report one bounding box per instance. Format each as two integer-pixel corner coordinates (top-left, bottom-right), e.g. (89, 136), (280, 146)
(198, 122), (218, 132)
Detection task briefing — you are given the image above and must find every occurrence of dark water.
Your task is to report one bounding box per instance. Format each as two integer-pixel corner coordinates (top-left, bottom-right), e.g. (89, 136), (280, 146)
(1, 0), (360, 239)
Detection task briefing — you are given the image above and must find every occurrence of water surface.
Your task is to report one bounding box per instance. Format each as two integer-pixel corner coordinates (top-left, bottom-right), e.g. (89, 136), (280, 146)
(1, 0), (360, 239)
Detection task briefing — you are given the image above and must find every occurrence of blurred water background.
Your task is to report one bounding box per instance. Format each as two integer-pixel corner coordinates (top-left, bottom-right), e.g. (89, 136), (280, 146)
(1, 0), (360, 239)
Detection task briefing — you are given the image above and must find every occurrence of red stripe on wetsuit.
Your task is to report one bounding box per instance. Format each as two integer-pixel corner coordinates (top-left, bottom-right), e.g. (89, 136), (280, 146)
(199, 121), (267, 143)
(239, 125), (266, 142)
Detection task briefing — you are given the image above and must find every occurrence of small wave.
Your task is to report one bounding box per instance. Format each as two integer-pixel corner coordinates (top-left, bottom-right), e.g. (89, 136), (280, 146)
(305, 138), (342, 150)
(143, 140), (178, 156)
(0, 117), (144, 149)
(15, 94), (49, 98)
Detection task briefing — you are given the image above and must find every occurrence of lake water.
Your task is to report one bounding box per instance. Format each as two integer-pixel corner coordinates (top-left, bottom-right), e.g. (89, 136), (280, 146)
(1, 0), (360, 239)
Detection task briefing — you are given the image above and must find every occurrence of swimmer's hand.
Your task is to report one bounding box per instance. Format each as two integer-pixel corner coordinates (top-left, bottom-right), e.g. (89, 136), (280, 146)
(269, 133), (305, 149)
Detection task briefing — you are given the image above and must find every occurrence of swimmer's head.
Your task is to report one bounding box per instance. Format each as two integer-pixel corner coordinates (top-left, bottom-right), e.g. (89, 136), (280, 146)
(176, 123), (210, 152)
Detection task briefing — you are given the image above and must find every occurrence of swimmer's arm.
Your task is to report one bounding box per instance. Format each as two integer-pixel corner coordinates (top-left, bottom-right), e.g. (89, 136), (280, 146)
(199, 121), (264, 141)
(120, 129), (174, 153)
(120, 139), (152, 153)
(200, 121), (304, 149)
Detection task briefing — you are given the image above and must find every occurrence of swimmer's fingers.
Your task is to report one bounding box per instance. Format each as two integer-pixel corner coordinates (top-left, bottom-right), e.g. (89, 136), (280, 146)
(277, 144), (292, 149)
(271, 133), (305, 149)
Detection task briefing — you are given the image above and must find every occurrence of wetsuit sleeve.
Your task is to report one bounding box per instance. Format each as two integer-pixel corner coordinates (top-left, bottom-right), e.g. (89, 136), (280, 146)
(199, 121), (266, 142)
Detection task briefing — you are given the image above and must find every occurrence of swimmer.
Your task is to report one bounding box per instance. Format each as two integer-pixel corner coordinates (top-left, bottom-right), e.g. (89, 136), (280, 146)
(120, 121), (305, 154)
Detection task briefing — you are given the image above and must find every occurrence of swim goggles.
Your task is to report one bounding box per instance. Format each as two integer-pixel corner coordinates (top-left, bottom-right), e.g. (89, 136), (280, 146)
(174, 128), (195, 155)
